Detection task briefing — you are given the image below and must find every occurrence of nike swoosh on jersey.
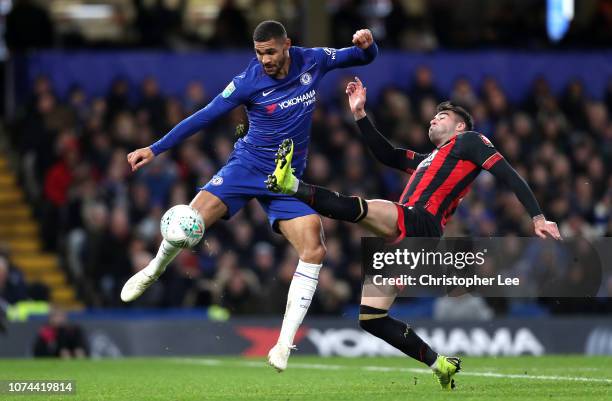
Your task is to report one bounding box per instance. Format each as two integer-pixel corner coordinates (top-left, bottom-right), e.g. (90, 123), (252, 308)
(262, 89), (275, 96)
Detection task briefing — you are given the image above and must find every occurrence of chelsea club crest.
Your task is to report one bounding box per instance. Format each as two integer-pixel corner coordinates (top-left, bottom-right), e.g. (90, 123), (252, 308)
(210, 175), (223, 186)
(300, 72), (312, 86)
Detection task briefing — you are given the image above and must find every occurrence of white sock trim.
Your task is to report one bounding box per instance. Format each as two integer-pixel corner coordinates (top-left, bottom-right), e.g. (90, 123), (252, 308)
(294, 259), (322, 280)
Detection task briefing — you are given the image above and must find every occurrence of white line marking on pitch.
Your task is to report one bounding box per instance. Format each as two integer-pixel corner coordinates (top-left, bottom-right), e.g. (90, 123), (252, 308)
(171, 358), (612, 384)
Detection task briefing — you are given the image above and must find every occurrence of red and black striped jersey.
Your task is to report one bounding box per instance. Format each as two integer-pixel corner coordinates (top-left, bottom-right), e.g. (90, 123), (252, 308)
(399, 131), (503, 227)
(355, 116), (541, 226)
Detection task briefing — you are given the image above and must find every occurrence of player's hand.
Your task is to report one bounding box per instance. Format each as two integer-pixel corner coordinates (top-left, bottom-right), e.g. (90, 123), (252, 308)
(127, 147), (155, 172)
(352, 29), (373, 49)
(533, 216), (562, 240)
(346, 77), (367, 119)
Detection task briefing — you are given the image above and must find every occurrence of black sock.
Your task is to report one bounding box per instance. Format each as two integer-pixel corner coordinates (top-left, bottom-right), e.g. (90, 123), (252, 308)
(359, 305), (438, 366)
(294, 181), (368, 222)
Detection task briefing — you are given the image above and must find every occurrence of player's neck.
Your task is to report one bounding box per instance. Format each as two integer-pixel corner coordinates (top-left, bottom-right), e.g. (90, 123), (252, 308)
(434, 132), (458, 148)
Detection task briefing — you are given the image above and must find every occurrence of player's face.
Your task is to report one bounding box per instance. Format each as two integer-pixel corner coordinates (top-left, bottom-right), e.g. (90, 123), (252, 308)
(254, 38), (290, 77)
(428, 111), (462, 144)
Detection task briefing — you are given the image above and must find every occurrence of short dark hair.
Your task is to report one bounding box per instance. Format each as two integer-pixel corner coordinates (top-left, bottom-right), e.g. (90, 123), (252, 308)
(253, 20), (287, 42)
(436, 101), (474, 131)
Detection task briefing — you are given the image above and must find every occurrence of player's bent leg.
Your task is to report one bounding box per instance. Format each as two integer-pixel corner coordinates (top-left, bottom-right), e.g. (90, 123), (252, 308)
(276, 178), (371, 223)
(358, 200), (400, 238)
(121, 190), (227, 302)
(268, 214), (326, 372)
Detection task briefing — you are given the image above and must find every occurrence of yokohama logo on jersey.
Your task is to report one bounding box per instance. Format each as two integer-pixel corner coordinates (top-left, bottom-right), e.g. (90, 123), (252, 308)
(278, 90), (316, 110)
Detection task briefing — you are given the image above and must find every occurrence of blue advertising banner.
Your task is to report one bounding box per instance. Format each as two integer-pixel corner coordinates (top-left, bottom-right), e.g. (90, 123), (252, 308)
(18, 50), (612, 107)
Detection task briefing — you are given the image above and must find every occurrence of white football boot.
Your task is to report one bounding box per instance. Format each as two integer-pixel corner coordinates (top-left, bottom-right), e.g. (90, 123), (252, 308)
(120, 269), (158, 302)
(267, 343), (295, 372)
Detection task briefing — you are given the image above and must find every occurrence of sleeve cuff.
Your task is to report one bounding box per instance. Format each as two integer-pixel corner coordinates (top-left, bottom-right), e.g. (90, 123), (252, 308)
(150, 143), (161, 156)
(364, 42), (378, 60)
(356, 115), (371, 129)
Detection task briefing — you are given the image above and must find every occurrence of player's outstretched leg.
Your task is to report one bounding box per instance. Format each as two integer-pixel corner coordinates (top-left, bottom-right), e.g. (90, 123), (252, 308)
(359, 303), (461, 390)
(359, 294), (461, 390)
(121, 239), (181, 302)
(266, 139), (368, 223)
(121, 190), (227, 302)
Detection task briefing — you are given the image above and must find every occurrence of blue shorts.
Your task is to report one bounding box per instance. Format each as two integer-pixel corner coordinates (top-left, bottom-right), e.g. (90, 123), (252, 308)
(201, 153), (315, 232)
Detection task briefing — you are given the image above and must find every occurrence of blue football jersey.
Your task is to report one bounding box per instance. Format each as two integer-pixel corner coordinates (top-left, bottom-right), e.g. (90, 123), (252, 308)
(150, 44), (378, 176)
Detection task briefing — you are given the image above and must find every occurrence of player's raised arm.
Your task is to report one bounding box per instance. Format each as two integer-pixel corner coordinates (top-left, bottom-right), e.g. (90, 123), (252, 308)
(346, 77), (426, 172)
(488, 159), (561, 239)
(458, 132), (562, 240)
(317, 29), (378, 71)
(127, 78), (246, 172)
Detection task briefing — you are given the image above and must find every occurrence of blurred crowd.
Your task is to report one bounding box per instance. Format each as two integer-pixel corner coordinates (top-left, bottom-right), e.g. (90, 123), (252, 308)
(4, 0), (612, 52)
(3, 64), (611, 317)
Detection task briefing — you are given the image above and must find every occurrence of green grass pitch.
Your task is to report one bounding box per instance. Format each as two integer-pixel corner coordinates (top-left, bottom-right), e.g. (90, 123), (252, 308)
(1, 356), (611, 400)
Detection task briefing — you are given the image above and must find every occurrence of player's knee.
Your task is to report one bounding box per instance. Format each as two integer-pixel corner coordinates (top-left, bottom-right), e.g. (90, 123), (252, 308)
(299, 243), (326, 264)
(380, 225), (399, 240)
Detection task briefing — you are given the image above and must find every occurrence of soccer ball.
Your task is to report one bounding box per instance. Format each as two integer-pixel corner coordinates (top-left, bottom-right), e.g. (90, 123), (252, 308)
(160, 205), (205, 248)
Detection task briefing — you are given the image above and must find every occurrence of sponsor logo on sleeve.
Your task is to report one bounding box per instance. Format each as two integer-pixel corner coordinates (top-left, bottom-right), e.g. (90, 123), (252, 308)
(479, 134), (494, 147)
(222, 81), (236, 98)
(323, 47), (337, 60)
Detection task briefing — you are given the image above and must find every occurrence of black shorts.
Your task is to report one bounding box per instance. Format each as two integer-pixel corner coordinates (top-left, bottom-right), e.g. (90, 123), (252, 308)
(392, 204), (442, 243)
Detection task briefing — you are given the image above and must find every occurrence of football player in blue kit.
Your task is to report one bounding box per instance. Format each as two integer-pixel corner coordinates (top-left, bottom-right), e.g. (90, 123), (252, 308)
(121, 20), (378, 371)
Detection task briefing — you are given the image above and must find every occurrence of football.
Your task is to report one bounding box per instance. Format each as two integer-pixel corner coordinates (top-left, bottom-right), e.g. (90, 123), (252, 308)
(160, 205), (205, 248)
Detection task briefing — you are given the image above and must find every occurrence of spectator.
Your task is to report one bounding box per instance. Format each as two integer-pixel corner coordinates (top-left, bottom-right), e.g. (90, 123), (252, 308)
(33, 309), (88, 358)
(139, 77), (166, 134)
(0, 254), (28, 304)
(409, 66), (440, 109)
